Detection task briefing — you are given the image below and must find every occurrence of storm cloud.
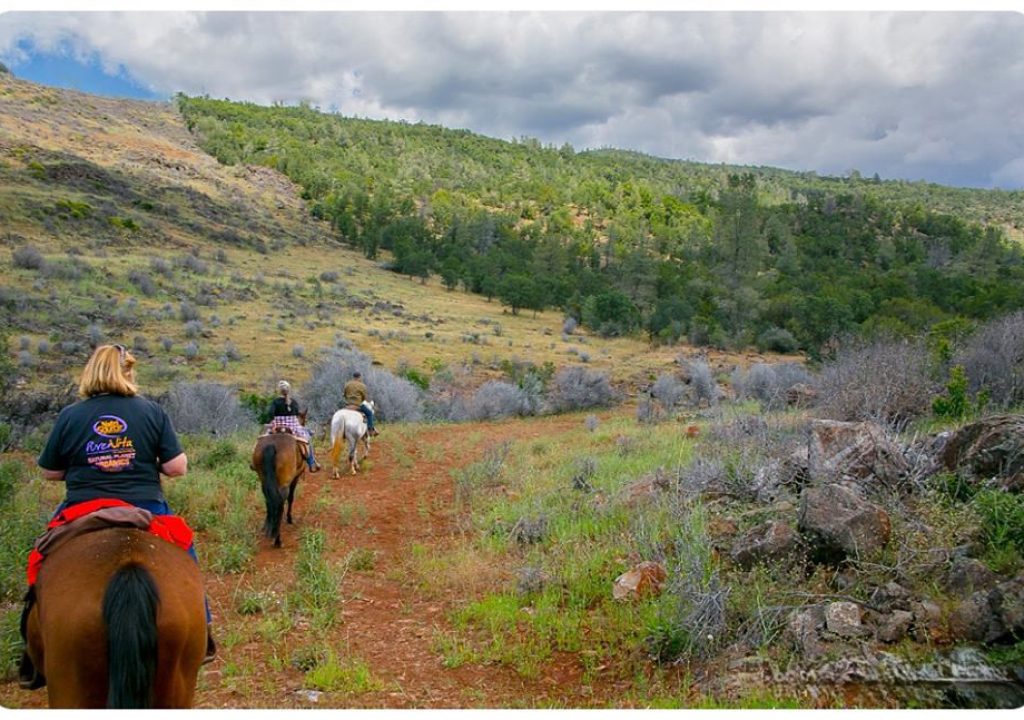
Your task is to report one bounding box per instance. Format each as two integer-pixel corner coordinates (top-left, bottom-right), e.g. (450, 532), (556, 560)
(1, 11), (1021, 189)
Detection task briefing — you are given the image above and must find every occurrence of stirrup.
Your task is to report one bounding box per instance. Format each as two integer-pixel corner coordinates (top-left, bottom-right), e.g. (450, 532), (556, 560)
(202, 633), (217, 665)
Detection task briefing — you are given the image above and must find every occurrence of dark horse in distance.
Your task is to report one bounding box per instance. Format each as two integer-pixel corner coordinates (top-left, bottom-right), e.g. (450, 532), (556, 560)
(251, 411), (308, 548)
(22, 527), (207, 708)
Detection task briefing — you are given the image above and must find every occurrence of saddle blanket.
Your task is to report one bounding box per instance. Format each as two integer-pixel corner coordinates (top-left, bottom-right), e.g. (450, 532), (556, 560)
(26, 498), (194, 586)
(263, 416), (310, 442)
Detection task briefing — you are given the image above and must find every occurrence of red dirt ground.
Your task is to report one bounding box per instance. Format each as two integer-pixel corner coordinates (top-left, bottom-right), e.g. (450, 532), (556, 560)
(2, 413), (659, 709)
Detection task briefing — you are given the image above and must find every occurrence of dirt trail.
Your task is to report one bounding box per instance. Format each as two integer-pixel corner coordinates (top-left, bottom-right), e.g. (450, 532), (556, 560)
(198, 414), (616, 708)
(1, 414), (635, 709)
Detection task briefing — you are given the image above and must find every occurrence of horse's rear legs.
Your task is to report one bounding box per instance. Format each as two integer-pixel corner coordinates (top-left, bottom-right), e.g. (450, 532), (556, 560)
(286, 478), (299, 525)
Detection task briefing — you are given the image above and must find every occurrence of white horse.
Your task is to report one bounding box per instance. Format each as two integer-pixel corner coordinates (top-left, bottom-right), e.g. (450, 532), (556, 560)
(328, 400), (374, 477)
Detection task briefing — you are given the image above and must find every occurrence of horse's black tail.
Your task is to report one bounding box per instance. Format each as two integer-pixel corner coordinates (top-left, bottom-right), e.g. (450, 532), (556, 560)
(261, 443), (282, 541)
(102, 563), (158, 709)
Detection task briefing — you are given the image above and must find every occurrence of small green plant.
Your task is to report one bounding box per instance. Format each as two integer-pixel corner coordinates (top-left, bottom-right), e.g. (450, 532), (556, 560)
(294, 527), (344, 628)
(304, 653), (379, 693)
(399, 366), (430, 390)
(973, 489), (1024, 572)
(932, 364), (988, 421)
(346, 547), (377, 571)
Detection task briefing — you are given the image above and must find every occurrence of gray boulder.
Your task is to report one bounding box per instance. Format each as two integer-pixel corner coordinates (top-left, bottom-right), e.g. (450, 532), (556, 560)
(798, 483), (892, 562)
(729, 521), (800, 569)
(875, 610), (914, 643)
(808, 419), (910, 488)
(941, 415), (1024, 491)
(946, 557), (1000, 596)
(824, 601), (868, 638)
(951, 573), (1024, 643)
(786, 605), (827, 659)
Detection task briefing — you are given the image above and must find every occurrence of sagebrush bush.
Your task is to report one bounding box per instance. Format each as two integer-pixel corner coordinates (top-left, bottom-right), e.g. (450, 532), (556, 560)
(163, 381), (253, 434)
(302, 346), (424, 423)
(127, 269), (157, 296)
(548, 367), (615, 412)
(651, 374), (686, 409)
(688, 361), (718, 407)
(815, 336), (937, 428)
(12, 245), (45, 270)
(955, 310), (1024, 409)
(365, 367), (424, 422)
(734, 362), (811, 410)
(467, 381), (532, 421)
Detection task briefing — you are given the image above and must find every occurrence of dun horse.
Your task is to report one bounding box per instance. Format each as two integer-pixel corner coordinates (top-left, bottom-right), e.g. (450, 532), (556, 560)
(22, 527), (207, 708)
(252, 410), (308, 548)
(329, 400), (374, 477)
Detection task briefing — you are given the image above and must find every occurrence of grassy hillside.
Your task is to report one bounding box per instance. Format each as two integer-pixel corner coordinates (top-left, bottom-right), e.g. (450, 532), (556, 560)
(2, 73), (794, 410)
(175, 95), (1024, 356)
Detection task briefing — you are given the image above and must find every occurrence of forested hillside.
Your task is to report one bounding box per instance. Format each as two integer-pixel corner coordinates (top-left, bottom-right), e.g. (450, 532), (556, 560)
(178, 96), (1024, 357)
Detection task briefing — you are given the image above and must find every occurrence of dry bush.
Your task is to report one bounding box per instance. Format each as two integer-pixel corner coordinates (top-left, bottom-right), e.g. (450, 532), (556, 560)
(548, 366), (615, 412)
(163, 381), (252, 434)
(688, 361), (718, 407)
(467, 380), (533, 421)
(815, 336), (937, 429)
(734, 362), (812, 410)
(652, 374), (686, 409)
(955, 310), (1024, 408)
(302, 346), (424, 423)
(12, 245), (45, 270)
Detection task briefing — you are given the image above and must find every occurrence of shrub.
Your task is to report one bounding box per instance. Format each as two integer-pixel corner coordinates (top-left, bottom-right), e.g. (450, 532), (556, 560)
(127, 269), (157, 296)
(548, 367), (615, 412)
(223, 341), (242, 361)
(36, 339), (50, 355)
(319, 270), (339, 283)
(292, 344), (305, 358)
(584, 414), (599, 432)
(184, 320), (203, 338)
(16, 351), (33, 368)
(179, 301), (200, 323)
(562, 317), (578, 335)
(651, 374), (686, 410)
(86, 324), (104, 348)
(733, 363), (810, 410)
(364, 367), (424, 422)
(816, 336), (937, 428)
(467, 381), (532, 421)
(183, 341), (199, 360)
(12, 245), (45, 270)
(757, 326), (799, 354)
(150, 257), (173, 277)
(688, 361), (718, 407)
(163, 381), (252, 434)
(955, 310), (1024, 409)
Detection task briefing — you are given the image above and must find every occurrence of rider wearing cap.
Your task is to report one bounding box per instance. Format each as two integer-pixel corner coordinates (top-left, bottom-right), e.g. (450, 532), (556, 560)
(342, 371), (378, 436)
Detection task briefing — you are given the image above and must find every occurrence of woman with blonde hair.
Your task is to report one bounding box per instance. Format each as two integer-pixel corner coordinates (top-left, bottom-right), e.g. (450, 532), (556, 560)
(31, 344), (215, 663)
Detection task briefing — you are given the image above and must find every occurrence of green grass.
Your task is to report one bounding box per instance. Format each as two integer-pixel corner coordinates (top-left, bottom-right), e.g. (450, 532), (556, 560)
(304, 652), (381, 693)
(292, 526), (345, 630)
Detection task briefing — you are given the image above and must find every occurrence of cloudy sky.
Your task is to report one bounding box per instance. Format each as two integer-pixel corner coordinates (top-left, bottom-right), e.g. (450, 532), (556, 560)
(2, 10), (1023, 189)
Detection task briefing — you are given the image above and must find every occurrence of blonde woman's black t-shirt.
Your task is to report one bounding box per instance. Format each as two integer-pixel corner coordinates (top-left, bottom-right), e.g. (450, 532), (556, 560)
(37, 395), (183, 504)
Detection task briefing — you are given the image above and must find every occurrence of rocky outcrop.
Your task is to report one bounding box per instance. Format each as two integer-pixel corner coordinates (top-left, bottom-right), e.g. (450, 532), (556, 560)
(798, 483), (891, 562)
(808, 419), (910, 488)
(949, 572), (1024, 644)
(941, 415), (1024, 491)
(729, 521), (800, 569)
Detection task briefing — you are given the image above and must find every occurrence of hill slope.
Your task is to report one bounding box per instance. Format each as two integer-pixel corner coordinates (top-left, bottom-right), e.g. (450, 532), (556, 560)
(2, 73), (760, 407)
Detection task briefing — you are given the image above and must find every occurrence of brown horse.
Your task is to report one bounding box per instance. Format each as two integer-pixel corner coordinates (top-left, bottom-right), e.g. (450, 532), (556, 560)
(22, 527), (207, 708)
(252, 413), (307, 548)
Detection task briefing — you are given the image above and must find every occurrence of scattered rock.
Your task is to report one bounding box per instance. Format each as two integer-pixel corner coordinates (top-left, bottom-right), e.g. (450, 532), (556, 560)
(825, 601), (868, 638)
(612, 561), (667, 601)
(909, 598), (944, 643)
(808, 419), (909, 488)
(785, 605), (826, 659)
(798, 483), (891, 562)
(946, 557), (1000, 596)
(876, 610), (914, 643)
(870, 581), (913, 611)
(620, 468), (672, 507)
(950, 572), (1024, 644)
(940, 415), (1024, 491)
(730, 521), (800, 569)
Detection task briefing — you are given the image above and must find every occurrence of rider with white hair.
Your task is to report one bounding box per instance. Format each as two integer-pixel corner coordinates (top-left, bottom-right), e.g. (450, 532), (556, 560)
(267, 380), (321, 472)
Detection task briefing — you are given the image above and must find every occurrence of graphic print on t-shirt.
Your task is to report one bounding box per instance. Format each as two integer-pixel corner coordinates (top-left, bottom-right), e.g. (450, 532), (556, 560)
(86, 414), (136, 472)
